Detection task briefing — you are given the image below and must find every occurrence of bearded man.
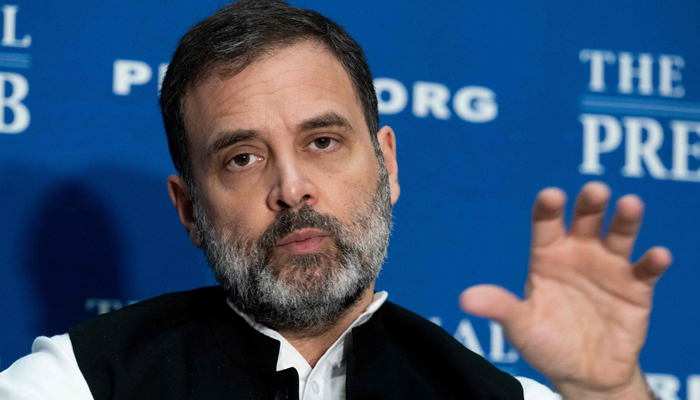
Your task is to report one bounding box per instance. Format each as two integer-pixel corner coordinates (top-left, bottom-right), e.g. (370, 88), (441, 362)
(0, 1), (670, 399)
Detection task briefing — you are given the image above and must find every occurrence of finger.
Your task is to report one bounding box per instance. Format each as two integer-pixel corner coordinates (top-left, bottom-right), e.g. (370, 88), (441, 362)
(569, 181), (611, 239)
(460, 285), (525, 329)
(633, 246), (672, 286)
(531, 187), (567, 248)
(603, 194), (644, 259)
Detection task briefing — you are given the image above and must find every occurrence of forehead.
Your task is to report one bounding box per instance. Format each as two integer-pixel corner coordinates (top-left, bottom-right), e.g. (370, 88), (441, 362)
(183, 41), (363, 147)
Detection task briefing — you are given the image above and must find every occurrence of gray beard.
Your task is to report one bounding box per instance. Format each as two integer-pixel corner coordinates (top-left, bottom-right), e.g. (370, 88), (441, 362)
(193, 165), (392, 334)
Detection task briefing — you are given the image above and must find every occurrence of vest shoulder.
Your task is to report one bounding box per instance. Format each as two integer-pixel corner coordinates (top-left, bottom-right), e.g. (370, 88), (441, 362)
(379, 301), (523, 398)
(379, 300), (466, 351)
(69, 286), (226, 349)
(68, 287), (283, 400)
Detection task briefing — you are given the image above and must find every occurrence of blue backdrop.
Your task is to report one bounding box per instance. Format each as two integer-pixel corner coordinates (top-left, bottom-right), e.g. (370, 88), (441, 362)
(1, 1), (698, 398)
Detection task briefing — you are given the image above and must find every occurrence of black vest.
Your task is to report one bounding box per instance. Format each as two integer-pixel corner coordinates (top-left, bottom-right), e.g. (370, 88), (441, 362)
(69, 287), (524, 400)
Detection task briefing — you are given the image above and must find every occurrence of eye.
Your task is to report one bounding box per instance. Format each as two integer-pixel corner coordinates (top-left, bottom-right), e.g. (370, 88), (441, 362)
(229, 153), (262, 168)
(309, 137), (336, 150)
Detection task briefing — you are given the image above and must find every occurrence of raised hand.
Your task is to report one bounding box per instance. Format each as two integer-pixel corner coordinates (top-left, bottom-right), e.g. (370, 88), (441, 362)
(460, 182), (671, 399)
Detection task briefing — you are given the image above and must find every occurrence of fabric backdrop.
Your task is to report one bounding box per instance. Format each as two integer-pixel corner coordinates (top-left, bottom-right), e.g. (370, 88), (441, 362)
(1, 1), (698, 398)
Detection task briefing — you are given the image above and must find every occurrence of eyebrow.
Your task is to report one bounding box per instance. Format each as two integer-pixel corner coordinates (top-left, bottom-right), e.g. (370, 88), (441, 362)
(208, 129), (259, 158)
(296, 111), (353, 133)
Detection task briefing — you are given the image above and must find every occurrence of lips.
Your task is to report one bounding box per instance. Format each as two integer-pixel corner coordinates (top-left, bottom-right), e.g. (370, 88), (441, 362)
(276, 229), (331, 246)
(275, 229), (331, 254)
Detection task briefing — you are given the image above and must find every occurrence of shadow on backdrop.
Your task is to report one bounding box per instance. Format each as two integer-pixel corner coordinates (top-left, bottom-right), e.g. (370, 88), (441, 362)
(22, 180), (126, 336)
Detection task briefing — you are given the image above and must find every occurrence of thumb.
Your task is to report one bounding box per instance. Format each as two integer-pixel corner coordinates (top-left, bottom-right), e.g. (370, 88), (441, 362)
(459, 284), (524, 327)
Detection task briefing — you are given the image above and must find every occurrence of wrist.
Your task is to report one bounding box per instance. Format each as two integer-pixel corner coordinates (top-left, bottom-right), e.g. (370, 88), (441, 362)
(555, 366), (656, 400)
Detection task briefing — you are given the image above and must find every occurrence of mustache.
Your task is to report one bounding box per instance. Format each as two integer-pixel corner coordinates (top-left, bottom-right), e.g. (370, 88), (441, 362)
(257, 205), (345, 249)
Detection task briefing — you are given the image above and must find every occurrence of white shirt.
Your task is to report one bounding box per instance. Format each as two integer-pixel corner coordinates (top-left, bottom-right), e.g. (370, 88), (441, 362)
(0, 291), (559, 400)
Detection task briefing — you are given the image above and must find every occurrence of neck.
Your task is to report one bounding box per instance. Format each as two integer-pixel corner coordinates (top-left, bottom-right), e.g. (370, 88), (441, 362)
(277, 284), (376, 368)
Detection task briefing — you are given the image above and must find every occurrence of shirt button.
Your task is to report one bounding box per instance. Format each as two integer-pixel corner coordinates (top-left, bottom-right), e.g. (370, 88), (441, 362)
(311, 380), (320, 394)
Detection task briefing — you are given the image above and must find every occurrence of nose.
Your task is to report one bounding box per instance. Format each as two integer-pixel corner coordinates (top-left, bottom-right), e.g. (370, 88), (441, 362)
(267, 157), (318, 212)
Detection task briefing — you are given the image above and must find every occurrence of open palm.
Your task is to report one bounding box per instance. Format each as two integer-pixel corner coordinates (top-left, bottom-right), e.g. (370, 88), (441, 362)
(460, 182), (671, 398)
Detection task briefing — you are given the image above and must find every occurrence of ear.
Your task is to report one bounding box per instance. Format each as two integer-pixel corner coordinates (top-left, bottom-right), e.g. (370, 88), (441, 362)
(376, 126), (400, 205)
(167, 174), (203, 248)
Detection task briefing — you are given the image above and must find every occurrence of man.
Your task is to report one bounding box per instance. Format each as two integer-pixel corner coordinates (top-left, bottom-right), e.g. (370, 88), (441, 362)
(0, 1), (671, 399)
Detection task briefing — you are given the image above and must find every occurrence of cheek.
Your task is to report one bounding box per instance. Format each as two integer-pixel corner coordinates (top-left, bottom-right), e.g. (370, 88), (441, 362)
(318, 156), (379, 220)
(207, 192), (274, 240)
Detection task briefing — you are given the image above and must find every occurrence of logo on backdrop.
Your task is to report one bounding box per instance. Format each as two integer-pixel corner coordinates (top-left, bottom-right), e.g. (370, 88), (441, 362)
(578, 49), (700, 182)
(112, 60), (498, 124)
(0, 4), (30, 134)
(374, 78), (497, 123)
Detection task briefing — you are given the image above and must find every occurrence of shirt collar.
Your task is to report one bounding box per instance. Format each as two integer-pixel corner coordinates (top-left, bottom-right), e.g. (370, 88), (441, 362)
(227, 291), (388, 376)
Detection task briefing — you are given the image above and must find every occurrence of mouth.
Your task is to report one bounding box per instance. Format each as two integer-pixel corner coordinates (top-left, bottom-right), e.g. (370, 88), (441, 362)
(275, 228), (332, 255)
